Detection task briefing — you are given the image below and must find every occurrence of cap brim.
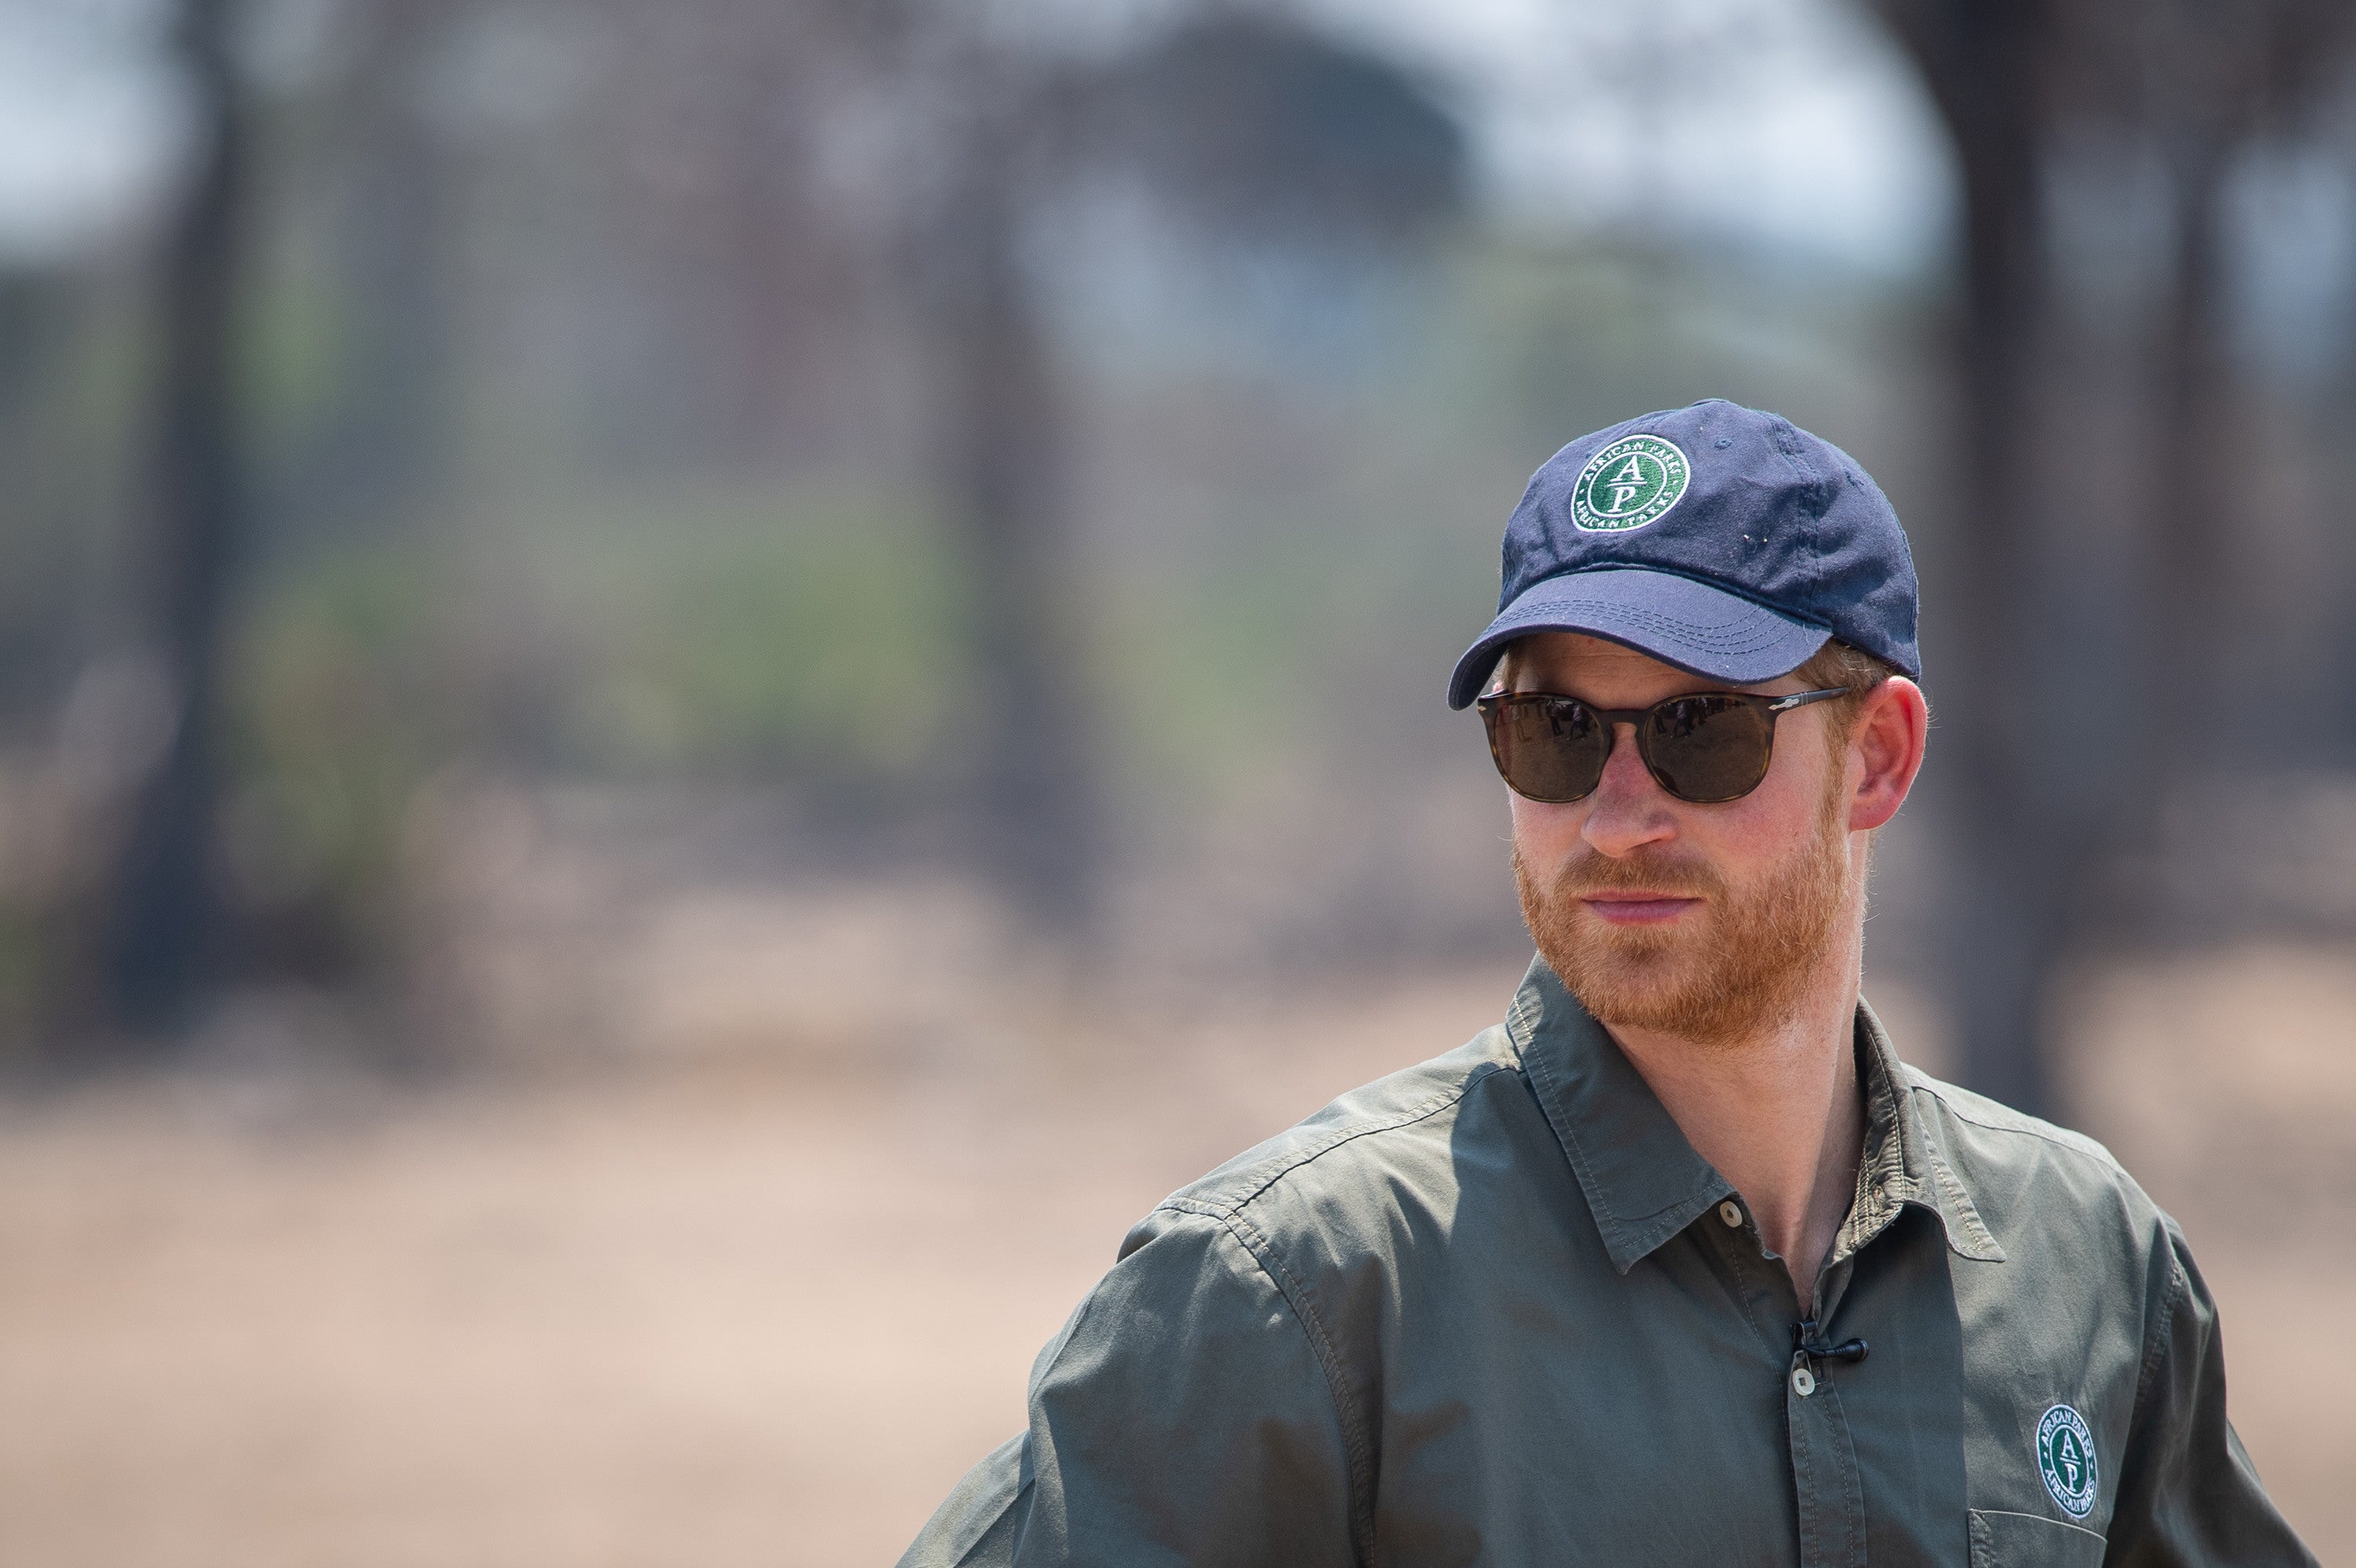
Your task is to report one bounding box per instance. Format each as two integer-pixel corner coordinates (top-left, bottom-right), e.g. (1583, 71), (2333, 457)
(1447, 568), (1831, 709)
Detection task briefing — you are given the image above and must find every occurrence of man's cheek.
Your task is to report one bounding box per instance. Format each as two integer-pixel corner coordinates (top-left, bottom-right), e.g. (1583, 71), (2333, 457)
(1508, 801), (1585, 861)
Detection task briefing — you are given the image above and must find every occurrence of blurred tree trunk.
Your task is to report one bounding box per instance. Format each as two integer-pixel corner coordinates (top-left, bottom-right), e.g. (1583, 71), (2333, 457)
(708, 5), (869, 469)
(1874, 0), (2356, 1115)
(2135, 0), (2345, 718)
(318, 0), (461, 529)
(923, 91), (1100, 941)
(2147, 135), (2233, 717)
(96, 0), (253, 1044)
(1877, 0), (2070, 1114)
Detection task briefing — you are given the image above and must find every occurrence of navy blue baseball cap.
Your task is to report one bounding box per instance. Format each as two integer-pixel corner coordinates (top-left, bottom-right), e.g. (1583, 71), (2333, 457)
(1447, 399), (1920, 709)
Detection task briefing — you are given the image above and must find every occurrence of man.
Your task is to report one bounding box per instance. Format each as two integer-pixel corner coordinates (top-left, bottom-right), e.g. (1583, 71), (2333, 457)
(902, 400), (2312, 1566)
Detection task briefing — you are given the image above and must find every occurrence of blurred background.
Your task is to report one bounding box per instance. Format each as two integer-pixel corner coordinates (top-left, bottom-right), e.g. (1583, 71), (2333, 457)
(2, 0), (2352, 1561)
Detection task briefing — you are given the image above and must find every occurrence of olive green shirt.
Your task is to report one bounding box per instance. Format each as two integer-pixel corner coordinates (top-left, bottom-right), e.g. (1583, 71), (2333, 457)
(902, 959), (2310, 1566)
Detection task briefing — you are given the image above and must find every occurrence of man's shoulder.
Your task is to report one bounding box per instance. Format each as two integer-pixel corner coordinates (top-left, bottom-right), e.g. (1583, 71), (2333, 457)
(1120, 1025), (1536, 1259)
(1896, 1061), (2121, 1170)
(1893, 1061), (2183, 1260)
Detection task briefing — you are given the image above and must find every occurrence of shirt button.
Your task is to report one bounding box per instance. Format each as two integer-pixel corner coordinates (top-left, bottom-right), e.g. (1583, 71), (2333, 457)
(1718, 1201), (1743, 1229)
(1791, 1365), (1817, 1398)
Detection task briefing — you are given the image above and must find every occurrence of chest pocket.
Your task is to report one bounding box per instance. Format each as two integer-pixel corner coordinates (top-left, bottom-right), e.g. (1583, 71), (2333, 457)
(1967, 1509), (2106, 1567)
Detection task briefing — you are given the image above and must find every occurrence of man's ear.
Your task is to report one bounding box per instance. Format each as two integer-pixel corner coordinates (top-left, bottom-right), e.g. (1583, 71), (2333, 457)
(1847, 678), (1927, 833)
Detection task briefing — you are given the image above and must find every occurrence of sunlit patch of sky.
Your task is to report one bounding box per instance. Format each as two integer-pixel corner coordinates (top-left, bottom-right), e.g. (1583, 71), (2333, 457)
(0, 0), (187, 263)
(0, 0), (1953, 276)
(1308, 0), (1954, 276)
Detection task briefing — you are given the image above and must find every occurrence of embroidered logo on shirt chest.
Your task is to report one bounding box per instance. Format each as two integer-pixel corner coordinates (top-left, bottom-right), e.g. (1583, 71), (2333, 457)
(2036, 1403), (2099, 1519)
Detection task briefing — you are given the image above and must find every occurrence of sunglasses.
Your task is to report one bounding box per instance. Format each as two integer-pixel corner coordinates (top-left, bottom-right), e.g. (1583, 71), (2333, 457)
(1475, 687), (1853, 804)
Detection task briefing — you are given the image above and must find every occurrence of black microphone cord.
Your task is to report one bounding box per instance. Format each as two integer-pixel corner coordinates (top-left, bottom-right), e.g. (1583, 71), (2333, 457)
(1794, 1318), (1870, 1365)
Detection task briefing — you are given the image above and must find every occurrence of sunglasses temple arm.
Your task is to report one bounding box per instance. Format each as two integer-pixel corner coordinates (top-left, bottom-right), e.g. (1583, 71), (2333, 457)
(1769, 688), (1853, 714)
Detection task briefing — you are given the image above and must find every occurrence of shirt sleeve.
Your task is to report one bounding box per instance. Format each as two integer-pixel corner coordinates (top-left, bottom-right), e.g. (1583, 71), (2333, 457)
(897, 1208), (1358, 1568)
(2103, 1219), (2317, 1568)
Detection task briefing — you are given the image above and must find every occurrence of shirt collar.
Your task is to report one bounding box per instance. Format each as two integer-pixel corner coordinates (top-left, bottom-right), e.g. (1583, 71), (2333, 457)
(1505, 959), (1731, 1274)
(1504, 957), (2004, 1274)
(1849, 999), (2006, 1263)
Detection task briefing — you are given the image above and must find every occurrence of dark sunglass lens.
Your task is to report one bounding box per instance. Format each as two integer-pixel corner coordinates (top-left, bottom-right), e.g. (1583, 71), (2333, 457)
(1643, 696), (1776, 802)
(1488, 698), (1608, 802)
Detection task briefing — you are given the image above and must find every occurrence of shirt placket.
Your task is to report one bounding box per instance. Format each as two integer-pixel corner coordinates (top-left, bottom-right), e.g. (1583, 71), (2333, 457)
(1699, 1201), (1868, 1568)
(1711, 1153), (1904, 1568)
(1783, 1139), (1910, 1568)
(1786, 1248), (1869, 1568)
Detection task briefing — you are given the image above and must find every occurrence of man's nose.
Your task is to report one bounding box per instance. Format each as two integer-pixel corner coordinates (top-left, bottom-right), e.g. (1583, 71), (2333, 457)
(1580, 722), (1676, 857)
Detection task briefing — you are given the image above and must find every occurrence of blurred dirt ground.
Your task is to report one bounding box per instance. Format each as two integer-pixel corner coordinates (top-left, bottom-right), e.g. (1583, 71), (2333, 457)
(1, 934), (2350, 1566)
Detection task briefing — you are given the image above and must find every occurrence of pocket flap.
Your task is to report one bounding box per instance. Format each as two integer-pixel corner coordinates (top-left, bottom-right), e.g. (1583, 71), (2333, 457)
(1968, 1508), (2107, 1567)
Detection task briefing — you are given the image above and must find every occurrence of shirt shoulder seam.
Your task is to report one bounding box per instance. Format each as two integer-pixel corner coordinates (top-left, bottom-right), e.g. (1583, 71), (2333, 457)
(2127, 1223), (2189, 1435)
(1158, 1058), (1520, 1222)
(1081, 1208), (1372, 1564)
(1150, 1057), (1519, 1566)
(1904, 1080), (2120, 1168)
(1205, 1206), (1378, 1566)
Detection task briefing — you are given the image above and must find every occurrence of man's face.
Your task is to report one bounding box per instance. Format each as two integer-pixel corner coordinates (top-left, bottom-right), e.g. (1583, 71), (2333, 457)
(1502, 633), (1867, 1047)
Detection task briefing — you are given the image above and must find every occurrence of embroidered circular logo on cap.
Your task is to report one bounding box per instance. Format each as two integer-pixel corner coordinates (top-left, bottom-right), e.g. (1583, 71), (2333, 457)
(2036, 1404), (2099, 1519)
(1571, 433), (1691, 533)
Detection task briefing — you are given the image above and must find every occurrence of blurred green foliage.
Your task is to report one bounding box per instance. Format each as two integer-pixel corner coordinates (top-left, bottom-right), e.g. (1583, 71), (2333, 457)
(538, 485), (971, 785)
(229, 544), (452, 935)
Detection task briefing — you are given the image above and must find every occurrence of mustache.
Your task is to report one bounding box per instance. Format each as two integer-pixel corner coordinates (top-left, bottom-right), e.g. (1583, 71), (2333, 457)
(1533, 849), (1724, 902)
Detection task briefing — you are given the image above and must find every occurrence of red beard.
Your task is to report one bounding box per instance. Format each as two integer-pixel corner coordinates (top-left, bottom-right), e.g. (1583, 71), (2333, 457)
(1514, 784), (1853, 1047)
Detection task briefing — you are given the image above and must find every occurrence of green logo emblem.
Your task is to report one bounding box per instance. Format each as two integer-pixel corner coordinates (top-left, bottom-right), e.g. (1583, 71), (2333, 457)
(2036, 1404), (2098, 1519)
(1571, 434), (1692, 533)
